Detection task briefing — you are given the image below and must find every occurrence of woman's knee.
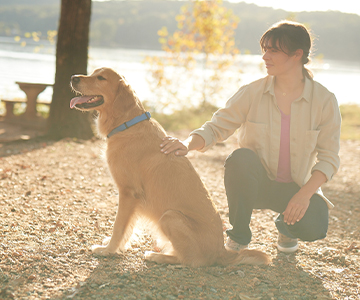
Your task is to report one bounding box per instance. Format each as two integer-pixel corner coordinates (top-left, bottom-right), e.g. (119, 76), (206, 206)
(224, 148), (258, 170)
(290, 196), (329, 242)
(295, 222), (328, 242)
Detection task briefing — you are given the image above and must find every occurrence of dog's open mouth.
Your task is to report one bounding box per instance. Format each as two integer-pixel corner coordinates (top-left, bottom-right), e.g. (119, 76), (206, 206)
(70, 95), (104, 109)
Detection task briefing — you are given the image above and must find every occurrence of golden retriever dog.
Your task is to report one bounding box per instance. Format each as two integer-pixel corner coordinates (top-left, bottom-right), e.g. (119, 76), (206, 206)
(70, 67), (270, 267)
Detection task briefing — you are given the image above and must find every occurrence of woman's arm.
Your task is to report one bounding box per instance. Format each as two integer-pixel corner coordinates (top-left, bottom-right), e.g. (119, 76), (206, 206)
(311, 93), (341, 181)
(159, 82), (255, 156)
(160, 134), (205, 156)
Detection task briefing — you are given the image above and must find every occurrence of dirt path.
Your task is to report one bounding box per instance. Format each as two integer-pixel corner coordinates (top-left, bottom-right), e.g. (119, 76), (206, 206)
(0, 135), (359, 299)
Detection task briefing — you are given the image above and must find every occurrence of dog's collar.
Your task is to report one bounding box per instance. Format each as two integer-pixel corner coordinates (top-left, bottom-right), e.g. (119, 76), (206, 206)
(107, 112), (151, 138)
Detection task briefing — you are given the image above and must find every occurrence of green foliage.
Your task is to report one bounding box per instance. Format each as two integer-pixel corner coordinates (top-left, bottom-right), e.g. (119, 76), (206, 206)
(0, 101), (5, 116)
(340, 104), (360, 140)
(36, 104), (50, 118)
(0, 2), (59, 38)
(0, 1), (58, 50)
(0, 100), (26, 116)
(90, 19), (118, 47)
(146, 0), (241, 111)
(0, 101), (49, 118)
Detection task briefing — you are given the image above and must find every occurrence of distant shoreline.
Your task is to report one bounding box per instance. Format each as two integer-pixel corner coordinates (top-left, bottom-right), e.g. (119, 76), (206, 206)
(1, 1), (360, 62)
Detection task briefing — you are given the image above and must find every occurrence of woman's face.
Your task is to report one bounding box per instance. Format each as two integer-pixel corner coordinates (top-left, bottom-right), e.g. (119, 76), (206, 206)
(262, 40), (301, 77)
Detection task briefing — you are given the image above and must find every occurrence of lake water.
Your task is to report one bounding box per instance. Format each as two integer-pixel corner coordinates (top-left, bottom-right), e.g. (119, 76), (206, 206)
(1, 36), (360, 110)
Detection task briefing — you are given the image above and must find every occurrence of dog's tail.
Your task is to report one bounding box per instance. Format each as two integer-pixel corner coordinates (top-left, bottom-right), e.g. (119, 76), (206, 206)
(216, 248), (271, 266)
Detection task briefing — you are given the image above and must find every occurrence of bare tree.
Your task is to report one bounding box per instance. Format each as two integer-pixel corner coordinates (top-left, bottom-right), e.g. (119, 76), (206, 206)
(47, 0), (93, 139)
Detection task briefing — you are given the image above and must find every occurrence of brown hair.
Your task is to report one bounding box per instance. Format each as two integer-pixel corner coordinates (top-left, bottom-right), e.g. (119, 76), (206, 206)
(260, 20), (313, 79)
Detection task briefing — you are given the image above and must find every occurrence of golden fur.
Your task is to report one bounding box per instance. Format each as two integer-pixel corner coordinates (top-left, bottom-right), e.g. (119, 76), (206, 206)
(70, 67), (270, 266)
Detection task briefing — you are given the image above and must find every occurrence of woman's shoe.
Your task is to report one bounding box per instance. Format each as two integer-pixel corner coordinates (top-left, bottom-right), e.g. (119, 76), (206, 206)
(277, 233), (298, 253)
(225, 237), (248, 251)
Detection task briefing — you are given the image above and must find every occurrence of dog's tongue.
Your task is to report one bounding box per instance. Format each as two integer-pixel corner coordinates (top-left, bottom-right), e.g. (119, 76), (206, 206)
(70, 96), (92, 108)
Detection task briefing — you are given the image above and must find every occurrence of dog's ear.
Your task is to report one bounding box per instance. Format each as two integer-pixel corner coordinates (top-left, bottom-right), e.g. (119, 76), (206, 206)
(116, 76), (125, 96)
(113, 73), (144, 113)
(113, 77), (133, 111)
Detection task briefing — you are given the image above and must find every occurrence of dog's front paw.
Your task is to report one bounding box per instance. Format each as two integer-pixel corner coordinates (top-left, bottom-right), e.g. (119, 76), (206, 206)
(91, 244), (115, 256)
(102, 236), (111, 246)
(144, 251), (179, 265)
(144, 251), (157, 262)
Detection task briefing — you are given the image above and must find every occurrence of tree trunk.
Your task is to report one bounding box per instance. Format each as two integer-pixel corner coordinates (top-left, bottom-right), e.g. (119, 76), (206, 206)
(47, 0), (93, 140)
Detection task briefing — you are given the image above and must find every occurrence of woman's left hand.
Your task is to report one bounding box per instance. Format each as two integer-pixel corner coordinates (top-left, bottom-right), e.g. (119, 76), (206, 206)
(283, 193), (310, 225)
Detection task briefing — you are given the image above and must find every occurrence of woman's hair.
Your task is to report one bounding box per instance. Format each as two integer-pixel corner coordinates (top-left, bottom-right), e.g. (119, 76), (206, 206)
(260, 20), (313, 79)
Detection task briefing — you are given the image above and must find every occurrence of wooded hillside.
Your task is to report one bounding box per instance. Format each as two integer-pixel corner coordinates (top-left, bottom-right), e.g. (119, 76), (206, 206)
(0, 0), (359, 61)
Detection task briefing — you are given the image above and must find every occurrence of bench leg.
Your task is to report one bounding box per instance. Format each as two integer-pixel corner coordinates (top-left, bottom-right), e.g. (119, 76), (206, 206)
(5, 102), (15, 118)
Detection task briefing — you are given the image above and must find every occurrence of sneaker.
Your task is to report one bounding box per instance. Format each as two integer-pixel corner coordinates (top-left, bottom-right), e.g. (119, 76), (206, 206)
(277, 233), (298, 253)
(225, 237), (248, 251)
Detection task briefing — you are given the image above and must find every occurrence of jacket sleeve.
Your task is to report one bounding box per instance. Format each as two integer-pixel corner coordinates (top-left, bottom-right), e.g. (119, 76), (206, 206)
(190, 84), (251, 152)
(311, 93), (341, 181)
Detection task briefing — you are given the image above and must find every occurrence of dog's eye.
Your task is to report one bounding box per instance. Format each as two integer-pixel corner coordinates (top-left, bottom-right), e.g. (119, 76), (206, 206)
(97, 76), (106, 81)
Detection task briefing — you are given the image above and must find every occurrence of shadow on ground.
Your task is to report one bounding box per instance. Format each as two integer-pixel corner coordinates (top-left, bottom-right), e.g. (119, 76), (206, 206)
(53, 251), (332, 300)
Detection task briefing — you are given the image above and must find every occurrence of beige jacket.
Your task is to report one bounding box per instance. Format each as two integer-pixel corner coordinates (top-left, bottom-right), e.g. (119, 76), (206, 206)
(191, 76), (341, 208)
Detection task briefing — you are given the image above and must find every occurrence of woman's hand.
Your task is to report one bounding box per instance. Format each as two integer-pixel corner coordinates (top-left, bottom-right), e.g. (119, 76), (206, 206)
(160, 136), (189, 156)
(160, 134), (205, 156)
(283, 193), (310, 225)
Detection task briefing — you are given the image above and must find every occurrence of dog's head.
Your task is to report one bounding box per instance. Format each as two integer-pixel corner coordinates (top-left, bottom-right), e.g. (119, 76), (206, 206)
(70, 67), (145, 136)
(70, 67), (127, 111)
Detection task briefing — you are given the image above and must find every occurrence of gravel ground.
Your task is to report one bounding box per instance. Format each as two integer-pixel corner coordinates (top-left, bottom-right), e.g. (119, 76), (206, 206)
(0, 133), (359, 300)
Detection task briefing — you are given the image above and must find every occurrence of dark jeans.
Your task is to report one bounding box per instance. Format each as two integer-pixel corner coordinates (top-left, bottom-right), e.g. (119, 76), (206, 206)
(224, 148), (328, 245)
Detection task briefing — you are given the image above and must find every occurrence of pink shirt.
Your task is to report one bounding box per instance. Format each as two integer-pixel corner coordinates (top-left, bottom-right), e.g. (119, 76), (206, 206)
(276, 109), (293, 183)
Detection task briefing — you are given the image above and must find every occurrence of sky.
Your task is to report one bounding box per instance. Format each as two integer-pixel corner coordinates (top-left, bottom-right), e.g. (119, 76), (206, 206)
(228, 0), (360, 16)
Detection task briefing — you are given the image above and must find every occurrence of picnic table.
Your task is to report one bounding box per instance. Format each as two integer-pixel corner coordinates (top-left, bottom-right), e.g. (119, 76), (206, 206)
(2, 82), (53, 119)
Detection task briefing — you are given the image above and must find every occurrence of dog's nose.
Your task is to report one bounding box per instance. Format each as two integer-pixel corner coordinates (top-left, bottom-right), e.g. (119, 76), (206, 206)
(71, 76), (80, 84)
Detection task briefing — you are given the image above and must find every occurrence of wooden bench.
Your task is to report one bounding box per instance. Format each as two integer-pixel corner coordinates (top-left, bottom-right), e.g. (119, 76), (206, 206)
(1, 98), (51, 119)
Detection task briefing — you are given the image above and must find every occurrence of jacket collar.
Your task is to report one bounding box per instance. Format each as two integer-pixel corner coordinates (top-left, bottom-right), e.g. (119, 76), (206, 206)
(264, 75), (312, 103)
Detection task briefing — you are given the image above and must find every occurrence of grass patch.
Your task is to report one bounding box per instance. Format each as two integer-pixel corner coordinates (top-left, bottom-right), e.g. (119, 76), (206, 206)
(147, 102), (219, 132)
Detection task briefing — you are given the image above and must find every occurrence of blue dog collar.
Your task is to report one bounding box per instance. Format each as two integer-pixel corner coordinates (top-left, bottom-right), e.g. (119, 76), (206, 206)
(107, 111), (151, 138)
